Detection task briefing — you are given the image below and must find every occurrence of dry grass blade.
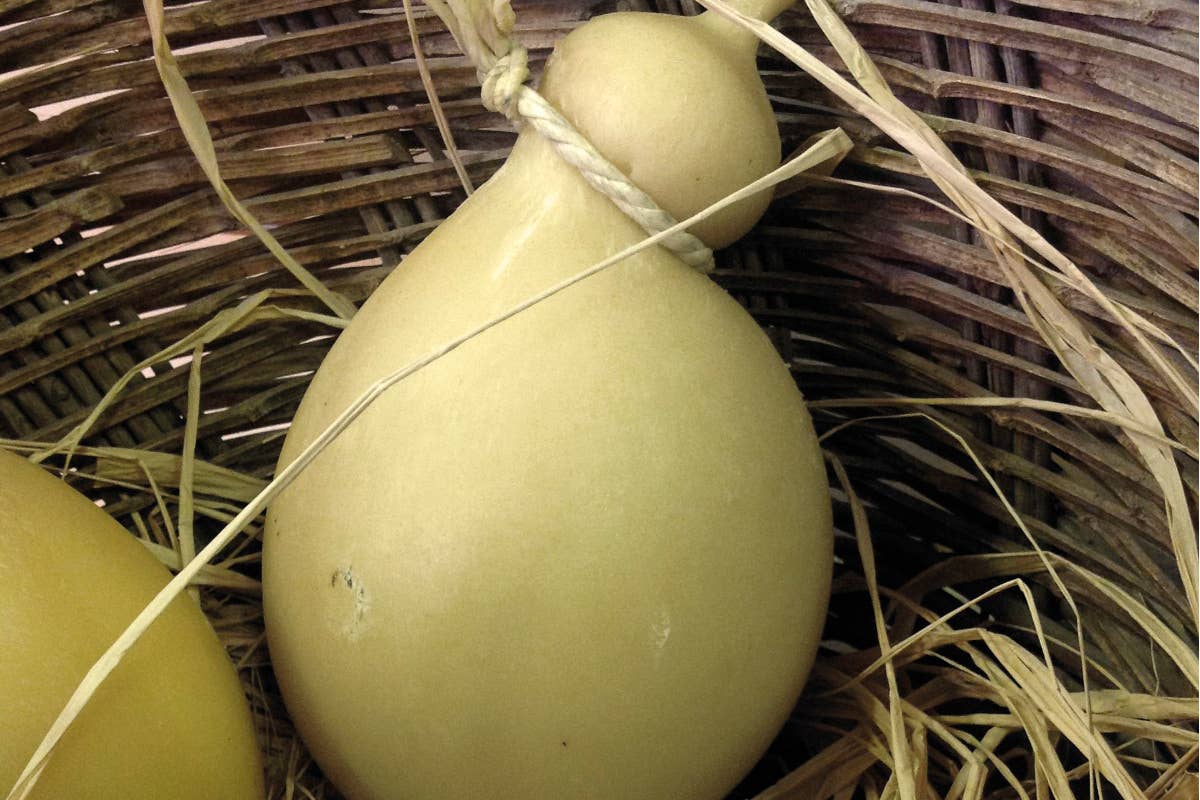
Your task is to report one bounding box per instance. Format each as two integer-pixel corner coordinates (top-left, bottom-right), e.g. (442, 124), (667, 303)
(140, 540), (262, 596)
(28, 292), (348, 466)
(0, 439), (268, 502)
(982, 633), (1145, 799)
(1145, 745), (1198, 800)
(1057, 558), (1199, 688)
(830, 454), (918, 800)
(140, 0), (357, 321)
(809, 396), (1194, 456)
(792, 172), (1198, 369)
(822, 412), (1077, 666)
(812, 406), (1126, 793)
(178, 344), (203, 602)
(399, 0), (475, 195)
(893, 550), (1198, 686)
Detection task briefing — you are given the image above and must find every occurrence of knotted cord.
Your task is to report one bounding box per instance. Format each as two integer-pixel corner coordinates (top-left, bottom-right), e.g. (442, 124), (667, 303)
(424, 0), (717, 272)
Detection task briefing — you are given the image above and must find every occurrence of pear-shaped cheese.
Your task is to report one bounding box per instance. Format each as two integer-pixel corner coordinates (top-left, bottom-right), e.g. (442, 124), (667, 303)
(265, 8), (831, 800)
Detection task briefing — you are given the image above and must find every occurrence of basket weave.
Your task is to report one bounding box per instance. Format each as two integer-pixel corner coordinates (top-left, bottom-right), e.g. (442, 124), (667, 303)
(1, 0), (1196, 797)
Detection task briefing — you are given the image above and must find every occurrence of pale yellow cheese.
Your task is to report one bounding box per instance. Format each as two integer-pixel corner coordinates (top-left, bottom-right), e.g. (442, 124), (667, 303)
(0, 449), (263, 800)
(265, 6), (831, 799)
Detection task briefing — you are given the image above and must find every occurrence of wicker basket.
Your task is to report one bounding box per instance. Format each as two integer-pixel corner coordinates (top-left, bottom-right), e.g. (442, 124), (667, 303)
(1, 0), (1196, 797)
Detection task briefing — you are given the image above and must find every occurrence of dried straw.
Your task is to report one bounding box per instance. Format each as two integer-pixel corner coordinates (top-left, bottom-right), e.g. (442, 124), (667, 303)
(0, 0), (1195, 798)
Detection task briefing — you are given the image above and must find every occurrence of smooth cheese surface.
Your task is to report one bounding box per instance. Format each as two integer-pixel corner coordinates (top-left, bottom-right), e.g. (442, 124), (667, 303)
(538, 11), (782, 249)
(0, 449), (263, 800)
(265, 8), (832, 800)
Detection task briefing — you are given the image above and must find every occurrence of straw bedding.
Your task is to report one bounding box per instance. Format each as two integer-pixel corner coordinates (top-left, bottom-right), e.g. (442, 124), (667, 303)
(0, 0), (1196, 797)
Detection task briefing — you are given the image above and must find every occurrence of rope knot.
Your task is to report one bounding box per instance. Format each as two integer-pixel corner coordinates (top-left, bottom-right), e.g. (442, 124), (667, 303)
(480, 45), (529, 120)
(423, 0), (716, 272)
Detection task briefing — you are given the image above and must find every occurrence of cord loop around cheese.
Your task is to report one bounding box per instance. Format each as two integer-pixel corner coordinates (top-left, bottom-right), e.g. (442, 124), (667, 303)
(422, 0), (717, 272)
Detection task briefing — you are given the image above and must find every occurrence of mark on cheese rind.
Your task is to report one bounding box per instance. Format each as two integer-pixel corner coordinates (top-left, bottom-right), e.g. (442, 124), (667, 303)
(329, 565), (371, 640)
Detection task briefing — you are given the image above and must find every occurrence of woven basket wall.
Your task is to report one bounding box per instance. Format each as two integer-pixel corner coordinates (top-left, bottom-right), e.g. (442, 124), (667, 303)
(1, 0), (1196, 797)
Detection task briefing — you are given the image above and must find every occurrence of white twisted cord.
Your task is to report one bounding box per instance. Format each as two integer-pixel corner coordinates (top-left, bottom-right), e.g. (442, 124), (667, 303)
(423, 0), (716, 272)
(511, 80), (715, 271)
